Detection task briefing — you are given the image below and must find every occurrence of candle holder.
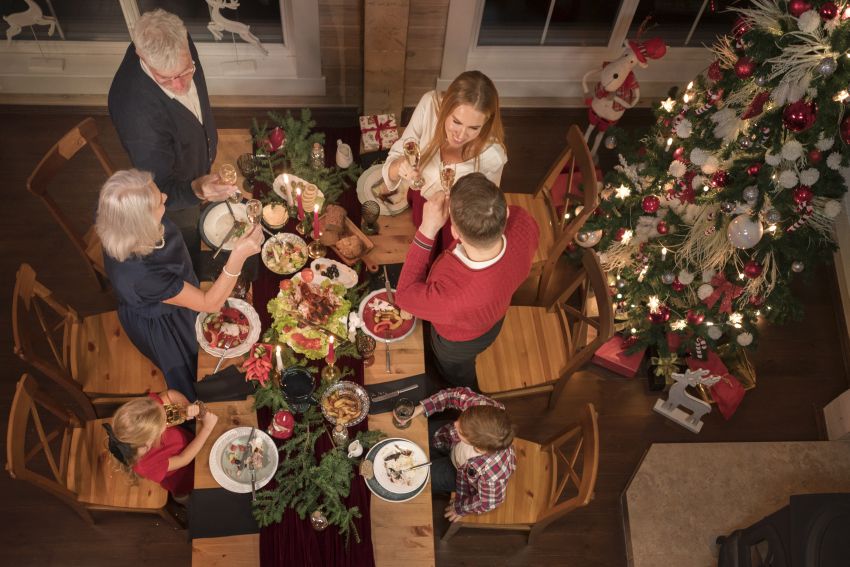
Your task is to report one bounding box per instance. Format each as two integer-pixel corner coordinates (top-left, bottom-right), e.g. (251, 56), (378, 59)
(321, 359), (342, 382)
(307, 238), (327, 259)
(296, 217), (309, 235)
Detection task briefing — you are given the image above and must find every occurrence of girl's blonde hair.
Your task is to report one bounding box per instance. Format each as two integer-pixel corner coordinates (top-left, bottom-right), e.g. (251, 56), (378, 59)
(419, 70), (505, 169)
(110, 397), (166, 467)
(96, 169), (162, 262)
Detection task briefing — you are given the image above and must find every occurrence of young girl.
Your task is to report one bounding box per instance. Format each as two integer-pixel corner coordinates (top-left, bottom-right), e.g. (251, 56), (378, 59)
(104, 389), (219, 501)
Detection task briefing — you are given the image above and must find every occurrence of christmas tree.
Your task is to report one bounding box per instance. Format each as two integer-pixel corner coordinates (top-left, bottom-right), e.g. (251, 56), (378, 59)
(581, 0), (850, 362)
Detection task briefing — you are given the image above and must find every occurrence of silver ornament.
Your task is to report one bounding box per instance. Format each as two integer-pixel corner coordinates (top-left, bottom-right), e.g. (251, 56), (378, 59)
(765, 209), (781, 224)
(576, 231), (590, 243)
(604, 135), (617, 150)
(755, 75), (769, 87)
(791, 261), (804, 272)
(743, 186), (759, 203)
(721, 202), (736, 214)
(616, 279), (627, 289)
(738, 136), (753, 149)
(662, 272), (676, 285)
(817, 57), (838, 77)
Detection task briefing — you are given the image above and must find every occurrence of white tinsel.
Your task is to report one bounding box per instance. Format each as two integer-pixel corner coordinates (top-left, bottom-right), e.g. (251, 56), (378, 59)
(741, 250), (778, 299)
(778, 170), (799, 188)
(771, 80), (809, 106)
(668, 160), (687, 178)
(731, 1), (783, 35)
(817, 135), (835, 151)
(737, 332), (754, 346)
(781, 139), (804, 161)
(680, 203), (703, 225)
(711, 107), (744, 142)
(702, 156), (720, 175)
(676, 118), (693, 139)
(692, 174), (708, 189)
(678, 270), (695, 285)
(766, 29), (831, 105)
(690, 148), (709, 166)
(797, 11), (820, 34)
(823, 199), (842, 219)
(809, 196), (843, 238)
(697, 284), (714, 300)
(799, 168), (820, 186)
(615, 155), (643, 191)
(765, 152), (781, 166)
(708, 326), (724, 340)
(676, 206), (734, 272)
(825, 16), (841, 35)
(634, 216), (661, 244)
(827, 152), (842, 170)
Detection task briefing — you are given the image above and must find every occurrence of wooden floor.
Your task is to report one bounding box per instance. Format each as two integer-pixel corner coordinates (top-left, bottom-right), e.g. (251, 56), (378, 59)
(0, 106), (847, 567)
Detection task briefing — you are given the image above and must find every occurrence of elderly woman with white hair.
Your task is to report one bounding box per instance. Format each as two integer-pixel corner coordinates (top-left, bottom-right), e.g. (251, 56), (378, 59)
(96, 169), (262, 401)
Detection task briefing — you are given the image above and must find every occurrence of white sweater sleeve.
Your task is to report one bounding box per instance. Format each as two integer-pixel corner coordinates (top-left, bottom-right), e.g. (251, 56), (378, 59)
(382, 91), (439, 190)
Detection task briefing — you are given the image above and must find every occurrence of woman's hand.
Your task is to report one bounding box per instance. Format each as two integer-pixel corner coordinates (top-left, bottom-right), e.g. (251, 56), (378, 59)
(392, 158), (423, 188)
(231, 225), (264, 260)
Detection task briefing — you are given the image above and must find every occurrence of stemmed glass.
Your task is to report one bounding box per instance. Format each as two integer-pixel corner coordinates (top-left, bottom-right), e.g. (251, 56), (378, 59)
(440, 163), (456, 194)
(236, 153), (258, 192)
(246, 199), (262, 226)
(403, 138), (425, 188)
(219, 163), (241, 203)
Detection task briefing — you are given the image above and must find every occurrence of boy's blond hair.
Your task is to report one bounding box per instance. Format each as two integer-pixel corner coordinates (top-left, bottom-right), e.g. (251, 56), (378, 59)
(458, 404), (514, 453)
(110, 397), (166, 466)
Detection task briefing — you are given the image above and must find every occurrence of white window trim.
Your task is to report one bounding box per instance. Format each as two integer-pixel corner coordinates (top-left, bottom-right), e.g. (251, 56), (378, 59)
(0, 0), (324, 97)
(439, 0), (713, 105)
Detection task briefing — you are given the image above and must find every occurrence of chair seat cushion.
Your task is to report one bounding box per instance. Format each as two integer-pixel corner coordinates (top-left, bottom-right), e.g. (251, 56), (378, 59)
(68, 419), (168, 510)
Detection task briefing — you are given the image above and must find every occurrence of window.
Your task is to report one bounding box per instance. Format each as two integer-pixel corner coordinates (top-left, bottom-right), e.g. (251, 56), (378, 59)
(138, 0), (284, 44)
(631, 0), (739, 47)
(1, 0), (130, 42)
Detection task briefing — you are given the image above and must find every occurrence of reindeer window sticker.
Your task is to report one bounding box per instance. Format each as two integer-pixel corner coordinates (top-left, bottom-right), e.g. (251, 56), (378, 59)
(4, 0), (63, 44)
(206, 0), (268, 56)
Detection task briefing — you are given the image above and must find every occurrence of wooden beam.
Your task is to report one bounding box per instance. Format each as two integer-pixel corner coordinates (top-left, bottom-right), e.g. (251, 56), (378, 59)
(363, 0), (409, 117)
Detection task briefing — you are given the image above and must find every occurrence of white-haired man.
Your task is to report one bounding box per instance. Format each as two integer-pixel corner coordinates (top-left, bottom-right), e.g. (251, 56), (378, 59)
(108, 9), (233, 269)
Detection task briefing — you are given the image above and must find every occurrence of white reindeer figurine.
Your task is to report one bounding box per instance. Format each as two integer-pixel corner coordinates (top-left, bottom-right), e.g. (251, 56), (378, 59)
(653, 368), (720, 434)
(206, 0), (268, 56)
(4, 0), (57, 44)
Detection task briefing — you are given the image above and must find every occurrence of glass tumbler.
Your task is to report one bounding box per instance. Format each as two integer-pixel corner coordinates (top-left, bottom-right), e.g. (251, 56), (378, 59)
(361, 200), (381, 235)
(392, 398), (415, 429)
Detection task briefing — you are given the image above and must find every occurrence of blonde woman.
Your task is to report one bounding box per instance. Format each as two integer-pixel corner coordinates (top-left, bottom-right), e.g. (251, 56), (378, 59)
(383, 70), (506, 248)
(96, 169), (262, 401)
(103, 390), (219, 500)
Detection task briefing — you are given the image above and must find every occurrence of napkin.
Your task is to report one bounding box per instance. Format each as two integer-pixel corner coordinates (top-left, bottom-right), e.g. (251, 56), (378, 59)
(188, 488), (258, 539)
(198, 252), (259, 283)
(195, 365), (255, 402)
(369, 263), (403, 292)
(365, 373), (427, 414)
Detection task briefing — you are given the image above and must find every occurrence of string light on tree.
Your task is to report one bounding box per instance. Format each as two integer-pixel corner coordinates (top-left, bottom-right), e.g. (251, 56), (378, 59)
(615, 184), (632, 199)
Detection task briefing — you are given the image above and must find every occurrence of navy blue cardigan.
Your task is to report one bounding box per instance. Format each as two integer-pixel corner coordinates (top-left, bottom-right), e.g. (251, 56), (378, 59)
(108, 38), (217, 211)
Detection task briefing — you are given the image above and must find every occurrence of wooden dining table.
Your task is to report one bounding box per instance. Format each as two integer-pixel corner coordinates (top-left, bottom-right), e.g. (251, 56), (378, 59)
(190, 129), (435, 567)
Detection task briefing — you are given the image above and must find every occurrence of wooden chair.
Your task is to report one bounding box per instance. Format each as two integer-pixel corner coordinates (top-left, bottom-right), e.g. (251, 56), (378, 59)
(6, 374), (178, 527)
(507, 124), (599, 306)
(443, 403), (599, 543)
(12, 263), (166, 416)
(27, 117), (114, 292)
(475, 249), (614, 407)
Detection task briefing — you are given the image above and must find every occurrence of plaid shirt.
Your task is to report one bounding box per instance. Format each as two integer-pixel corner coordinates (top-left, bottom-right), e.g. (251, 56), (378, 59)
(421, 388), (516, 516)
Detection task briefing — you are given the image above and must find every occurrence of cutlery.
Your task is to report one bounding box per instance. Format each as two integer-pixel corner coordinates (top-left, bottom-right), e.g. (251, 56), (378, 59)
(382, 266), (393, 373)
(398, 461), (432, 473)
(213, 221), (242, 259)
(371, 384), (418, 402)
(212, 346), (231, 373)
(384, 337), (391, 373)
(224, 199), (238, 220)
(238, 427), (257, 473)
(250, 463), (257, 500)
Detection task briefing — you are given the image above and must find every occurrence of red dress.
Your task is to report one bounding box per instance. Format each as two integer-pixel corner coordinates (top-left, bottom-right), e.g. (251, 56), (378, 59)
(132, 393), (194, 496)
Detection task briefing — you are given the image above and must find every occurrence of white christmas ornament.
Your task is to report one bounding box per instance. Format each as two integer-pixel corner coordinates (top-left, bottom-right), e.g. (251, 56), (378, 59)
(697, 284), (715, 300)
(736, 332), (754, 346)
(692, 174), (708, 190)
(781, 140), (804, 161)
(701, 156), (720, 175)
(675, 119), (693, 139)
(778, 170), (799, 189)
(799, 168), (820, 186)
(827, 152), (842, 170)
(816, 136), (835, 151)
(575, 229), (603, 248)
(707, 326), (724, 340)
(668, 160), (687, 178)
(690, 148), (709, 166)
(678, 270), (695, 285)
(711, 108), (743, 142)
(702, 269), (716, 283)
(823, 200), (842, 218)
(727, 215), (764, 249)
(797, 10), (821, 33)
(764, 152), (781, 166)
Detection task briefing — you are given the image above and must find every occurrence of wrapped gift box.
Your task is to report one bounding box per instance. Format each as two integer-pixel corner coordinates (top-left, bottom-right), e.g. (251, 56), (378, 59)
(359, 113), (399, 152)
(592, 334), (646, 378)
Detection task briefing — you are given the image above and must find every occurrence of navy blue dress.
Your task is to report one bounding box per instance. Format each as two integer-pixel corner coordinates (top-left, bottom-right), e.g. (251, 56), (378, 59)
(103, 218), (199, 401)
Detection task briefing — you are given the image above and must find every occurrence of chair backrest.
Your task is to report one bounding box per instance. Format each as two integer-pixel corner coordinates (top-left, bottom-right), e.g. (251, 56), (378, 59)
(12, 264), (96, 421)
(533, 125), (600, 303)
(26, 117), (114, 290)
(535, 403), (599, 530)
(6, 374), (83, 509)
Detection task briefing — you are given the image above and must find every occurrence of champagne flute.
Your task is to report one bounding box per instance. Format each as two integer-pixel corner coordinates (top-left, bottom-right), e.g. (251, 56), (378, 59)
(440, 163), (456, 194)
(403, 138), (425, 188)
(246, 199), (262, 226)
(219, 164), (241, 203)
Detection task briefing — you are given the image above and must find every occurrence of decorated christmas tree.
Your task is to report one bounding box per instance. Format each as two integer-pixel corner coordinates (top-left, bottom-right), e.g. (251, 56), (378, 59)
(581, 0), (850, 365)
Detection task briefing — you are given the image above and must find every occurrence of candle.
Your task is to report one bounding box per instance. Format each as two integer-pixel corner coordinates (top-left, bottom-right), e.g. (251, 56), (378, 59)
(327, 335), (335, 365)
(296, 186), (304, 221)
(313, 204), (320, 240)
(283, 173), (292, 205)
(275, 345), (284, 370)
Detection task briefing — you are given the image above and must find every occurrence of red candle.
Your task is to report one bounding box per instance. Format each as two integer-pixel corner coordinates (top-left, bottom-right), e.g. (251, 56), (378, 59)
(313, 204), (320, 240)
(296, 187), (304, 221)
(327, 335), (335, 364)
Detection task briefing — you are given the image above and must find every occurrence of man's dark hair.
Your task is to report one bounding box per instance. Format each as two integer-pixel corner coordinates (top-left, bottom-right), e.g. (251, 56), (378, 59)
(449, 173), (507, 247)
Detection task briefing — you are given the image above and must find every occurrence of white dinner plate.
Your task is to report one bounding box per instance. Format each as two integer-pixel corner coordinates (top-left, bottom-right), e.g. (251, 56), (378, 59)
(310, 258), (359, 288)
(195, 298), (261, 358)
(364, 438), (429, 502)
(201, 202), (248, 251)
(209, 427), (278, 494)
(356, 164), (409, 216)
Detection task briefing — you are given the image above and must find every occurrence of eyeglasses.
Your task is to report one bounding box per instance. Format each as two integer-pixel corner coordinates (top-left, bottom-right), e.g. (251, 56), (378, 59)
(152, 60), (196, 85)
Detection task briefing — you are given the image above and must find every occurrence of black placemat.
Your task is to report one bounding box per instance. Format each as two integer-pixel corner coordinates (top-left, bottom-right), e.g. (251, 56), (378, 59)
(368, 262), (403, 292)
(195, 364), (256, 402)
(188, 488), (258, 539)
(197, 251), (259, 283)
(365, 373), (428, 414)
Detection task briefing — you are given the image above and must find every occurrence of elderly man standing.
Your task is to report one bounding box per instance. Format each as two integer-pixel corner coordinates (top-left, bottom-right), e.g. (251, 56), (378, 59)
(109, 9), (233, 270)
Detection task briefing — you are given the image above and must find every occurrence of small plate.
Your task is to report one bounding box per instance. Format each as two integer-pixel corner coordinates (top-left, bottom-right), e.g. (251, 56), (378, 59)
(199, 202), (248, 250)
(356, 164), (408, 216)
(261, 233), (309, 275)
(272, 173), (325, 208)
(364, 438), (429, 502)
(310, 258), (359, 289)
(358, 289), (417, 343)
(320, 381), (370, 427)
(195, 298), (261, 358)
(209, 427), (278, 494)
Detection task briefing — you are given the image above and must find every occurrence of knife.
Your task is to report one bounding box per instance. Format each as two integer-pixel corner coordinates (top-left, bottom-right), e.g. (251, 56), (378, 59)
(213, 220), (242, 259)
(224, 199), (238, 221)
(238, 427), (257, 472)
(370, 384), (418, 402)
(250, 463), (257, 500)
(382, 265), (395, 304)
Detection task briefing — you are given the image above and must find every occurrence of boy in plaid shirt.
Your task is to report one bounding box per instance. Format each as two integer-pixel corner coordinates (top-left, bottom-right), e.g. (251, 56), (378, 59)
(400, 387), (516, 520)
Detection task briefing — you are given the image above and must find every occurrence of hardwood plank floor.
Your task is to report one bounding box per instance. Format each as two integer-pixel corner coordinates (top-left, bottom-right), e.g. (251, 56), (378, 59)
(0, 106), (846, 567)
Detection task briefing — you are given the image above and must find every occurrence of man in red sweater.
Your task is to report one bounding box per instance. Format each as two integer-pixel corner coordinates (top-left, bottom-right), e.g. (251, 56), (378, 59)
(395, 173), (539, 389)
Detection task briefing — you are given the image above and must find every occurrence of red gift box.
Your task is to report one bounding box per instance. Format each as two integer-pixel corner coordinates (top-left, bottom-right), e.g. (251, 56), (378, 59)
(592, 334), (646, 378)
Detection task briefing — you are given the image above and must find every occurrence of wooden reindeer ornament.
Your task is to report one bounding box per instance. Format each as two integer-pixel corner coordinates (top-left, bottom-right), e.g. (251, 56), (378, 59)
(4, 0), (57, 44)
(653, 367), (720, 433)
(582, 35), (667, 157)
(206, 0), (268, 56)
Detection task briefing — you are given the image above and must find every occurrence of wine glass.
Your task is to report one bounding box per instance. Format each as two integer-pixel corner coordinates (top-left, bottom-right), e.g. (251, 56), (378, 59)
(219, 164), (241, 203)
(236, 153), (258, 191)
(246, 199), (262, 226)
(440, 164), (456, 194)
(403, 138), (425, 188)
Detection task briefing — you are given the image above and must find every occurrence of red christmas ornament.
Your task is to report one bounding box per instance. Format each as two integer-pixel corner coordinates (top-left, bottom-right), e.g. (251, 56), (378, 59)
(621, 335), (639, 348)
(672, 146), (686, 161)
(266, 126), (286, 152)
(269, 410), (295, 440)
(744, 260), (764, 278)
(686, 310), (705, 325)
(707, 60), (724, 81)
(741, 91), (771, 120)
(732, 18), (751, 37)
(656, 220), (669, 235)
(788, 0), (812, 17)
(734, 56), (756, 79)
(613, 227), (626, 242)
(566, 241), (578, 252)
(642, 195), (661, 213)
(749, 294), (765, 307)
(747, 163), (762, 176)
(808, 149), (823, 164)
(648, 305), (671, 324)
(593, 207), (603, 216)
(793, 185), (814, 205)
(782, 100), (817, 133)
(671, 279), (685, 292)
(820, 2), (838, 20)
(710, 170), (729, 188)
(841, 115), (850, 145)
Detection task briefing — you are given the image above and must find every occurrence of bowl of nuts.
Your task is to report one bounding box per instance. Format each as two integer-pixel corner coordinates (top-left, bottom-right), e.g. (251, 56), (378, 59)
(320, 381), (370, 427)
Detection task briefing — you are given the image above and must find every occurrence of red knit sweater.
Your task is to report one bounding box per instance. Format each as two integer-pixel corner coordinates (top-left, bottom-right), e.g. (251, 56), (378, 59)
(396, 206), (539, 341)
